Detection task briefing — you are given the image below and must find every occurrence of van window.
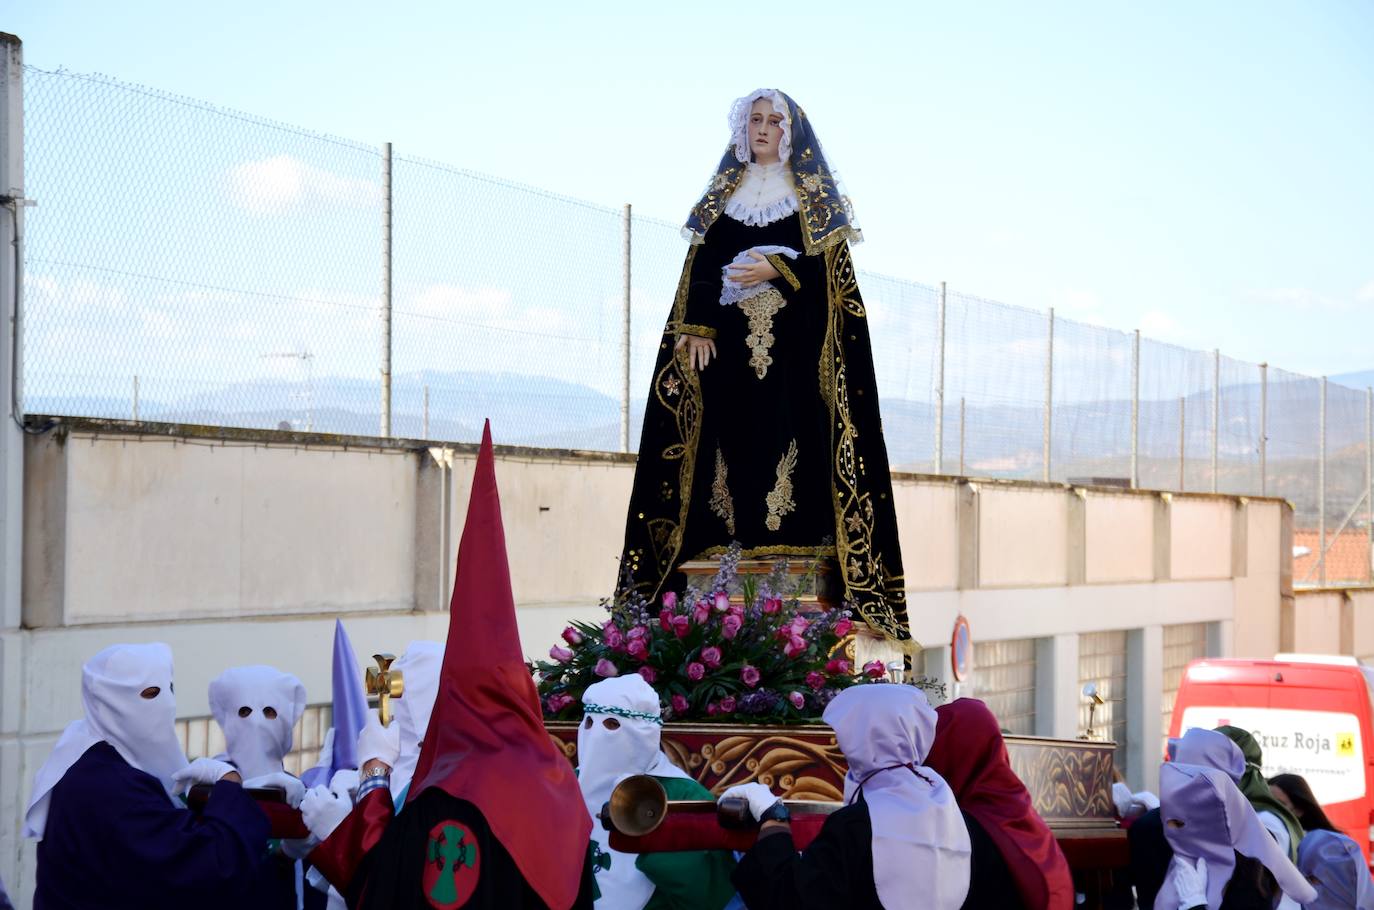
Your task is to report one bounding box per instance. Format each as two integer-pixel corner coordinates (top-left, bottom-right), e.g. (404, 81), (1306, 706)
(1178, 706), (1365, 804)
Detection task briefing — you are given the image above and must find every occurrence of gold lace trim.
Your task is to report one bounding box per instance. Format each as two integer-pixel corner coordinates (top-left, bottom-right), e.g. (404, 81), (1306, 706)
(709, 446), (736, 535)
(739, 288), (787, 380)
(765, 439), (799, 531)
(674, 322), (718, 339)
(766, 254), (801, 291)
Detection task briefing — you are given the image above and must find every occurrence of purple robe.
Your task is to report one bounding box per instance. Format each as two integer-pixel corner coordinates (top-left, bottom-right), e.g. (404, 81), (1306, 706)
(35, 741), (269, 909)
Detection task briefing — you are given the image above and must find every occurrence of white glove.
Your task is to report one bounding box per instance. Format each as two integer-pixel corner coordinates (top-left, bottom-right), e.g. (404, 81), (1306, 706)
(171, 757), (239, 793)
(328, 768), (359, 802)
(1111, 782), (1133, 817)
(301, 785), (352, 842)
(720, 782), (782, 822)
(1131, 789), (1160, 814)
(1170, 856), (1208, 910)
(243, 771), (306, 808)
(356, 710), (400, 771)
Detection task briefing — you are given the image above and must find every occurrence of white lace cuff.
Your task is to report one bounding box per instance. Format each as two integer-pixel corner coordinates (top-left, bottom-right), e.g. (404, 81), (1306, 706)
(720, 246), (800, 306)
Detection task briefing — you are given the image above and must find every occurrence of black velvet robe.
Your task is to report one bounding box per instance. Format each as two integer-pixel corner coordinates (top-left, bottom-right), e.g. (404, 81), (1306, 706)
(619, 211), (909, 644)
(731, 798), (1021, 910)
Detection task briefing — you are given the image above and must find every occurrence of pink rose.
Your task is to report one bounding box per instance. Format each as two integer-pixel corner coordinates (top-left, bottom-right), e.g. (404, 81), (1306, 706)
(659, 609), (674, 633)
(546, 693), (575, 713)
(549, 645), (574, 663)
(662, 591), (678, 610)
(825, 658), (852, 676)
(671, 694), (689, 714)
(721, 614), (743, 640)
(863, 659), (886, 679)
(741, 665), (761, 687)
(719, 695), (737, 713)
(788, 690), (806, 709)
(701, 646), (722, 669)
(762, 596), (783, 614)
(627, 625), (648, 641)
(594, 658), (619, 678)
(706, 701), (719, 716)
(687, 662), (705, 681)
(561, 626), (584, 646)
(627, 638), (649, 661)
(672, 615), (691, 639)
(638, 665), (658, 685)
(728, 601), (745, 618)
(805, 671), (826, 691)
(789, 616), (810, 636)
(692, 600), (711, 625)
(713, 591), (730, 613)
(833, 618), (852, 638)
(602, 622), (625, 651)
(783, 635), (807, 659)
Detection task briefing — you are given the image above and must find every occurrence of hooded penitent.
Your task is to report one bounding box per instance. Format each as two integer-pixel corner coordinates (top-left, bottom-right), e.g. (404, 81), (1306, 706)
(823, 685), (971, 910)
(1298, 829), (1374, 910)
(25, 642), (189, 838)
(1171, 727), (1245, 782)
(1214, 725), (1305, 861)
(209, 664), (307, 781)
(302, 619), (370, 789)
(388, 640), (443, 803)
(405, 421), (592, 910)
(576, 675), (691, 910)
(1155, 762), (1317, 909)
(925, 698), (1074, 910)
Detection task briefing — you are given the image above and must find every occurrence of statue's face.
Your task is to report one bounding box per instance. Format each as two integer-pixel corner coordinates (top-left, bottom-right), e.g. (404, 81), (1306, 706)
(749, 98), (785, 165)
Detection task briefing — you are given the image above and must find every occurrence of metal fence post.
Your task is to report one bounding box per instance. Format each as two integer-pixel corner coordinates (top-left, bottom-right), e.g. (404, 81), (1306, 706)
(1043, 307), (1054, 483)
(1131, 329), (1140, 489)
(1259, 362), (1268, 496)
(380, 141), (393, 438)
(1179, 396), (1186, 492)
(935, 281), (946, 473)
(620, 203), (631, 454)
(1320, 376), (1327, 587)
(959, 396), (966, 477)
(1211, 349), (1220, 494)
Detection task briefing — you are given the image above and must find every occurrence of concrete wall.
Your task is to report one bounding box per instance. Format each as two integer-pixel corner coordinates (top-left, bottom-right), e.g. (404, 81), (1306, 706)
(0, 419), (1292, 900)
(1287, 586), (1374, 659)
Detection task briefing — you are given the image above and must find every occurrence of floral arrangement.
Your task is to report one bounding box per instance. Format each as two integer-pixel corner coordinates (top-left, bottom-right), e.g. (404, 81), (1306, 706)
(533, 546), (890, 723)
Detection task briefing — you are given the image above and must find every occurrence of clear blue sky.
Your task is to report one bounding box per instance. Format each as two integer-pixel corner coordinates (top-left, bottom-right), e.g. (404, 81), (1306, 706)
(8, 0), (1374, 378)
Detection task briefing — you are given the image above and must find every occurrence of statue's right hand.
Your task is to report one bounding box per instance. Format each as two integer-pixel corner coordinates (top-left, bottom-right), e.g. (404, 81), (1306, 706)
(675, 334), (717, 371)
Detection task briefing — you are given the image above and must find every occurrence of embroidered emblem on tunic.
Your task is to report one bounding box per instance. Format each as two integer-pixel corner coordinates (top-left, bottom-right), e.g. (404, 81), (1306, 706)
(662, 375), (681, 397)
(710, 446), (736, 535)
(424, 820), (480, 909)
(765, 440), (799, 531)
(739, 288), (787, 380)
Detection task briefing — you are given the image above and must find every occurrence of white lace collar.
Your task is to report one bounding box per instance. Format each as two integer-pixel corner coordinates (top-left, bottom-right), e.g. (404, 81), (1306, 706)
(724, 161), (799, 227)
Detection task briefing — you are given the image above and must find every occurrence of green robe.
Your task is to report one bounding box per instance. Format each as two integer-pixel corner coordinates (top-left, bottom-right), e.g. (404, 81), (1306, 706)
(635, 776), (737, 910)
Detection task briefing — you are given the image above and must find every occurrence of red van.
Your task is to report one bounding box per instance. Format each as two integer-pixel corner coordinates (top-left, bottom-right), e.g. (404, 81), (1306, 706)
(1169, 654), (1374, 867)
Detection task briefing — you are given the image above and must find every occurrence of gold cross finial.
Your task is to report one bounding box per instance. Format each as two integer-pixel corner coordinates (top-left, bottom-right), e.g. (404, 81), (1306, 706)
(365, 653), (405, 727)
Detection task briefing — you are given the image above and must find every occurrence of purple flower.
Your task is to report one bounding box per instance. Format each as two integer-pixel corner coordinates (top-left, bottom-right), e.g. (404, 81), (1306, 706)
(662, 591), (678, 610)
(737, 689), (783, 716)
(671, 694), (689, 714)
(687, 661), (706, 682)
(549, 645), (574, 663)
(692, 600), (711, 625)
(627, 625), (648, 641)
(627, 638), (649, 661)
(788, 690), (806, 709)
(561, 626), (584, 646)
(721, 614), (743, 640)
(638, 665), (658, 685)
(594, 658), (619, 678)
(741, 665), (761, 688)
(701, 646), (722, 669)
(719, 695), (737, 714)
(713, 591), (731, 613)
(672, 615), (691, 639)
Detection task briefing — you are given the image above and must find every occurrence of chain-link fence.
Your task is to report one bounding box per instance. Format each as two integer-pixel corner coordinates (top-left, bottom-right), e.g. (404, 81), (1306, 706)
(17, 66), (1373, 582)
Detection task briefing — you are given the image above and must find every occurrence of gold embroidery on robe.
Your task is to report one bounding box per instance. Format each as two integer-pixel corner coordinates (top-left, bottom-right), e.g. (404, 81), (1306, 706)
(765, 440), (799, 531)
(739, 288), (788, 380)
(709, 446), (736, 535)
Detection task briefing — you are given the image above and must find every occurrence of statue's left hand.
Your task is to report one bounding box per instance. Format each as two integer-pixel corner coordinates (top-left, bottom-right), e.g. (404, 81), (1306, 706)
(726, 251), (782, 287)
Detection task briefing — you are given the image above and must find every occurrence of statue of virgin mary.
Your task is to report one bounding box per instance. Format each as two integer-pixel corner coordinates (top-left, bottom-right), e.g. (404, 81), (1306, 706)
(618, 88), (911, 649)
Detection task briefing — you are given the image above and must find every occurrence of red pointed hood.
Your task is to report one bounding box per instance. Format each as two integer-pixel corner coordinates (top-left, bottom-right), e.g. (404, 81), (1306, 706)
(408, 421), (590, 909)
